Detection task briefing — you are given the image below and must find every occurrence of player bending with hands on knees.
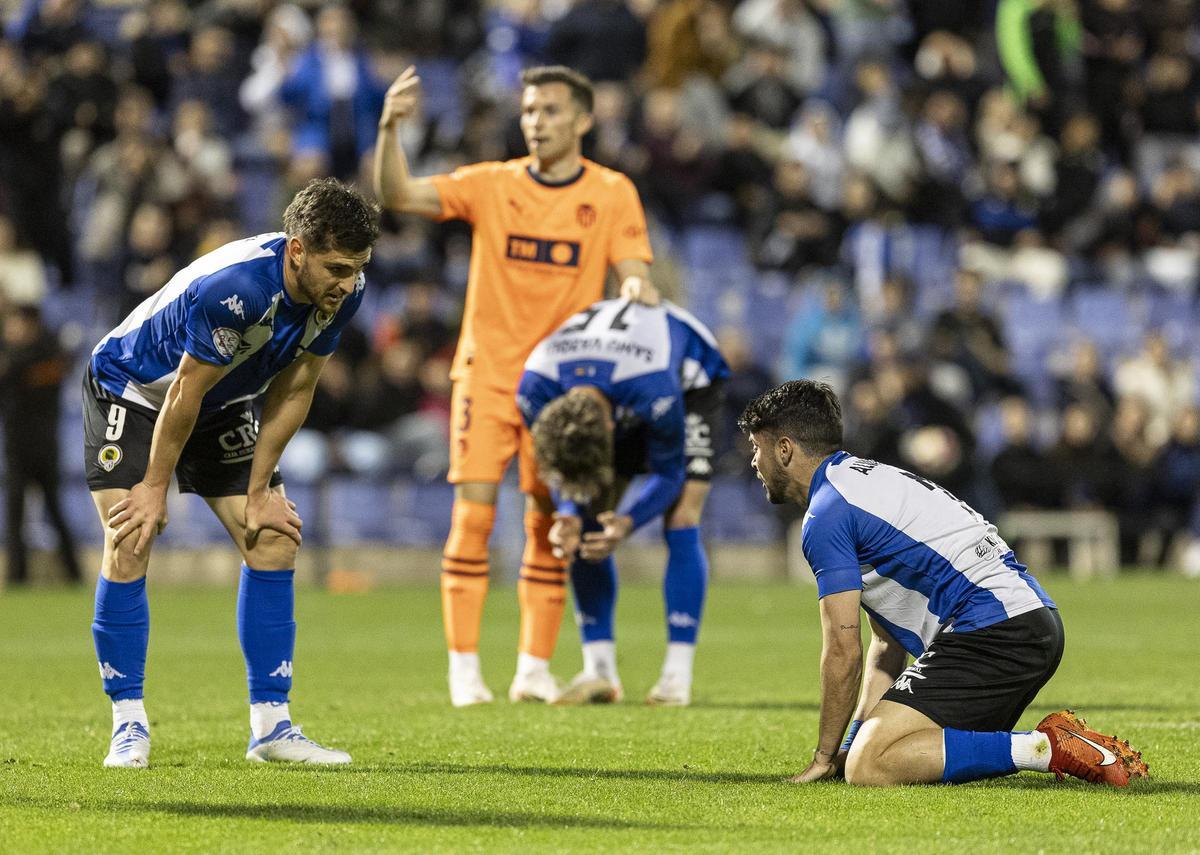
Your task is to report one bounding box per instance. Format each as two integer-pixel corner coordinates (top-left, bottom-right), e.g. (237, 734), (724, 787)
(519, 299), (729, 706)
(376, 64), (660, 706)
(738, 380), (1149, 787)
(86, 179), (379, 767)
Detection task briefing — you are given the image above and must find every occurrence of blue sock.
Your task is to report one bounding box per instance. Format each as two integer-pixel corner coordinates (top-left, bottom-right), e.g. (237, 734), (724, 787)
(237, 564), (295, 704)
(92, 576), (150, 701)
(663, 527), (707, 644)
(570, 519), (617, 643)
(942, 728), (1017, 783)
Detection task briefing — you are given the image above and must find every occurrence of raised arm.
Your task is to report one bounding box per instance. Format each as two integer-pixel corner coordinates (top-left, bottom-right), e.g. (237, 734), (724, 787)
(373, 66), (443, 217)
(108, 354), (229, 554)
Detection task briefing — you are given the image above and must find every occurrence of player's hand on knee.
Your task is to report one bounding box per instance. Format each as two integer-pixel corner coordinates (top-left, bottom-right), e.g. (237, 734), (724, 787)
(379, 66), (421, 128)
(245, 490), (303, 549)
(579, 511), (633, 562)
(108, 482), (169, 556)
(550, 513), (582, 559)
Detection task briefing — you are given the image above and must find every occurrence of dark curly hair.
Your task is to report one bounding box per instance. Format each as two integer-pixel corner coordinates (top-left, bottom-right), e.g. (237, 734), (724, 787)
(738, 380), (843, 456)
(520, 65), (595, 113)
(282, 178), (380, 253)
(532, 391), (614, 503)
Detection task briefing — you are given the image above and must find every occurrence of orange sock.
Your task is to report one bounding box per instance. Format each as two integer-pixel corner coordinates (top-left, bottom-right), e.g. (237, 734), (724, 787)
(441, 499), (495, 653)
(517, 510), (567, 660)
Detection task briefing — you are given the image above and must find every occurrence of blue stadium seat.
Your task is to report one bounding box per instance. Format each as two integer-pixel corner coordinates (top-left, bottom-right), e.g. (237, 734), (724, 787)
(1001, 291), (1062, 406)
(1068, 288), (1143, 356)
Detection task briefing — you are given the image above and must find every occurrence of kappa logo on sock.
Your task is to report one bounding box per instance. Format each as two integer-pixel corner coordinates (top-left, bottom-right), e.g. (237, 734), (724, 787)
(667, 611), (699, 628)
(269, 660), (293, 678)
(98, 661), (127, 680)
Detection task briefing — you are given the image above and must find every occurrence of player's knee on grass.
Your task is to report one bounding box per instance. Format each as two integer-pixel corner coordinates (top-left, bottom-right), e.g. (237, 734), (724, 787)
(244, 529), (300, 570)
(844, 723), (904, 787)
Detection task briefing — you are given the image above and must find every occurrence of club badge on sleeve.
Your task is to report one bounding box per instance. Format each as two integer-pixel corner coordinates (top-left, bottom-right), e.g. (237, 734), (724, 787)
(98, 444), (123, 472)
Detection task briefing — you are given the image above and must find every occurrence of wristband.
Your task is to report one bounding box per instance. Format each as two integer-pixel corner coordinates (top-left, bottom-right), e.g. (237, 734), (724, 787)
(840, 719), (864, 751)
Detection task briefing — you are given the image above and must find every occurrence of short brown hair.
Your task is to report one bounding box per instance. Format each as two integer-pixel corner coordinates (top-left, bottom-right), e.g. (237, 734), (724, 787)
(531, 392), (613, 502)
(738, 380), (843, 456)
(282, 177), (380, 254)
(520, 65), (594, 113)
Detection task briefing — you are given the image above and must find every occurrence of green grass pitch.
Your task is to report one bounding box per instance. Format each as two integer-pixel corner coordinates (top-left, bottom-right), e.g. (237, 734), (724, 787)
(1, 575), (1198, 853)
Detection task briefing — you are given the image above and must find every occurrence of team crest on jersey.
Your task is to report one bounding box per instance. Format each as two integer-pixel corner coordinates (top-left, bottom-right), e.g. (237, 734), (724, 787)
(220, 294), (245, 319)
(576, 204), (596, 227)
(97, 444), (122, 472)
(212, 327), (242, 359)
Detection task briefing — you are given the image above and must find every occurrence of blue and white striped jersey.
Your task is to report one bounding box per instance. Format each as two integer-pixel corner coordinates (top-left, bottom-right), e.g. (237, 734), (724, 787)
(802, 452), (1055, 656)
(517, 299), (730, 528)
(90, 233), (363, 414)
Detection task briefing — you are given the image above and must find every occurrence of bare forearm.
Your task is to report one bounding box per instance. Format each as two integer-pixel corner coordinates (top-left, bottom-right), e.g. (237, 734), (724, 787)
(817, 649), (862, 756)
(852, 642), (906, 721)
(249, 385), (315, 494)
(144, 381), (204, 488)
(374, 123), (414, 211)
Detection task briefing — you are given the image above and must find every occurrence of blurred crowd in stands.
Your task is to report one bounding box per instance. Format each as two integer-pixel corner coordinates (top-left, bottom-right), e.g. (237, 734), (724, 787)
(2, 0), (1200, 567)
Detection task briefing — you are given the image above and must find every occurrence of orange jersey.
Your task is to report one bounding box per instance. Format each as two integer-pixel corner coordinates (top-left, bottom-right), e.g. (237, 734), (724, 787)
(431, 156), (653, 390)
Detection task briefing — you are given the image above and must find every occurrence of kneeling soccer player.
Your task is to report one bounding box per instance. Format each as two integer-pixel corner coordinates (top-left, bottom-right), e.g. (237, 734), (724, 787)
(85, 179), (379, 767)
(739, 380), (1149, 787)
(518, 298), (730, 705)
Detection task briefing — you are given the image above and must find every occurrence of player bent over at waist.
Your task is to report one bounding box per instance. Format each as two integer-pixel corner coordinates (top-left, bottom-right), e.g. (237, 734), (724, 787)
(85, 178), (379, 767)
(519, 299), (729, 706)
(375, 63), (658, 706)
(738, 380), (1149, 787)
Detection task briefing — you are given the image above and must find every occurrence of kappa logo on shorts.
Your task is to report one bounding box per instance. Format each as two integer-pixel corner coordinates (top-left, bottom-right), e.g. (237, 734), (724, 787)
(893, 650), (936, 694)
(97, 444), (123, 472)
(212, 327), (243, 359)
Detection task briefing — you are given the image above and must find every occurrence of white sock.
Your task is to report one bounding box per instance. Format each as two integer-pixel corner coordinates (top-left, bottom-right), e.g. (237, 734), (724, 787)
(516, 652), (549, 678)
(1011, 731), (1052, 772)
(661, 642), (695, 683)
(112, 699), (147, 733)
(250, 702), (291, 739)
(449, 651), (481, 679)
(582, 641), (618, 681)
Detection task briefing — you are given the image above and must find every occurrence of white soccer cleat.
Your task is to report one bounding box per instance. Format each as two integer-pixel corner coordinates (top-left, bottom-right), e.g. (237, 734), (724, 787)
(103, 721), (151, 768)
(449, 671), (495, 707)
(645, 673), (692, 707)
(245, 721), (351, 764)
(553, 671), (623, 706)
(508, 669), (563, 703)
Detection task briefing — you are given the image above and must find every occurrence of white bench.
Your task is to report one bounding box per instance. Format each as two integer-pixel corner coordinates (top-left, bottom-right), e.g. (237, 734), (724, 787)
(998, 510), (1120, 580)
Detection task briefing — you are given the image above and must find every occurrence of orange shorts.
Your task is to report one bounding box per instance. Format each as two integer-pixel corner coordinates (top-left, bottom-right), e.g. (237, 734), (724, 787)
(448, 379), (547, 496)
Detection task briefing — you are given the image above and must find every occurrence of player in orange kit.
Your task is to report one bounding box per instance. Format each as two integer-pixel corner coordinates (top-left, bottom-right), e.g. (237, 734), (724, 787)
(374, 65), (658, 705)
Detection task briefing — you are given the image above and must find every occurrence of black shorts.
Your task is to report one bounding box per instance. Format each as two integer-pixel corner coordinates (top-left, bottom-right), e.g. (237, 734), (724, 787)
(614, 380), (725, 484)
(880, 607), (1064, 731)
(83, 371), (283, 497)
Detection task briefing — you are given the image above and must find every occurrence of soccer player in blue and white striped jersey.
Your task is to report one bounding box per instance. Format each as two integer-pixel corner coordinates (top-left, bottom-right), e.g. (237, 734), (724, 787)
(85, 179), (379, 768)
(739, 380), (1148, 787)
(518, 299), (730, 706)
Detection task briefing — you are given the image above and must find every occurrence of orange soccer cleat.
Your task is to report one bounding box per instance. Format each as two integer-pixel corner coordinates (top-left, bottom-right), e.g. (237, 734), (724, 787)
(1036, 709), (1149, 787)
